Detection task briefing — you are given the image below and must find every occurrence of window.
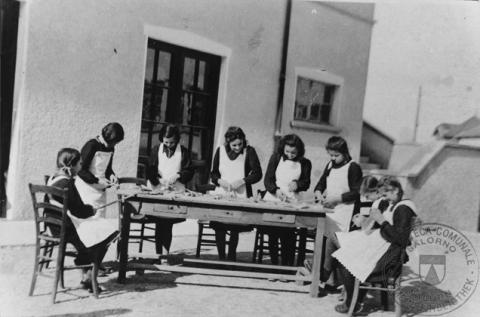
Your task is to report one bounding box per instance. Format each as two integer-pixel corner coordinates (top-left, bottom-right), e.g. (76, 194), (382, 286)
(291, 68), (343, 132)
(139, 39), (221, 186)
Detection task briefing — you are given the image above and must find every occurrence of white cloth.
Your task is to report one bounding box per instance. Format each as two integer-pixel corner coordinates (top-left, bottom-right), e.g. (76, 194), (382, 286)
(48, 175), (116, 248)
(333, 200), (416, 282)
(210, 146), (247, 198)
(264, 157), (302, 202)
(325, 161), (355, 234)
(75, 150), (112, 214)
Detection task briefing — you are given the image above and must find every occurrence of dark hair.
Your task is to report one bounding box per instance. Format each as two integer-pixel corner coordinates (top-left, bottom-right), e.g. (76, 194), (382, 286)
(102, 122), (124, 145)
(224, 126), (247, 147)
(56, 148), (81, 169)
(159, 124), (180, 142)
(277, 134), (305, 158)
(378, 176), (404, 199)
(359, 175), (378, 195)
(326, 136), (351, 161)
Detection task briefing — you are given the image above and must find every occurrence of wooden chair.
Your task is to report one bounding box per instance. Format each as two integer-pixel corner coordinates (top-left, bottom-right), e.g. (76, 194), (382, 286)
(117, 177), (156, 254)
(347, 252), (406, 317)
(28, 183), (100, 303)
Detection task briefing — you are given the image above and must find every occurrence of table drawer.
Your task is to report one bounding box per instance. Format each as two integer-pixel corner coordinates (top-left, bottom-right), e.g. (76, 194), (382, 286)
(262, 213), (296, 224)
(153, 204), (187, 214)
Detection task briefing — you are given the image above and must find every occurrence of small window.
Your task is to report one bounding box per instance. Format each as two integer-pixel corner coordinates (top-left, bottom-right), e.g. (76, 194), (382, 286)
(291, 68), (344, 132)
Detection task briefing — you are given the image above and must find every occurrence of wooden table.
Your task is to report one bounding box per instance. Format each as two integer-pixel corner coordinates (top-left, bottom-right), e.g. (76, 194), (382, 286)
(116, 189), (329, 297)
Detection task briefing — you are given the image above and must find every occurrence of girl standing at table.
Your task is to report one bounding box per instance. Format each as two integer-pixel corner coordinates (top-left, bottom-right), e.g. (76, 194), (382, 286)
(76, 122), (124, 216)
(146, 124), (194, 254)
(210, 126), (262, 261)
(263, 134), (311, 266)
(314, 136), (363, 236)
(46, 148), (119, 292)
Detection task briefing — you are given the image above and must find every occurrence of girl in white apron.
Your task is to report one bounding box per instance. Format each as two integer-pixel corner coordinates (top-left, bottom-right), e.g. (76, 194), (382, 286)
(145, 124), (194, 254)
(333, 177), (417, 314)
(209, 127), (262, 261)
(46, 148), (119, 293)
(263, 134), (312, 266)
(76, 122), (124, 217)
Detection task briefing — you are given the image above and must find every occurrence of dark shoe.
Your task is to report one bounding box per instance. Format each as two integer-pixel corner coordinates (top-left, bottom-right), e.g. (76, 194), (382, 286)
(324, 284), (342, 294)
(80, 280), (91, 290)
(88, 285), (103, 294)
(318, 287), (329, 298)
(334, 302), (366, 315)
(334, 303), (349, 313)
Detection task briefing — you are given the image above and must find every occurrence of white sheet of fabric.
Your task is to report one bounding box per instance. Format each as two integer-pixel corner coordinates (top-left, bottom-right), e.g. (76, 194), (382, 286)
(333, 200), (415, 282)
(264, 157), (302, 202)
(75, 150), (112, 216)
(210, 146), (247, 198)
(48, 175), (117, 248)
(325, 161), (355, 233)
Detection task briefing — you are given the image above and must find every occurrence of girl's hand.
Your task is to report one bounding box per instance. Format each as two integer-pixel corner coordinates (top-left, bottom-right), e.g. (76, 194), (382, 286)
(276, 189), (287, 201)
(97, 178), (112, 189)
(167, 174), (180, 185)
(287, 181), (298, 192)
(314, 190), (325, 204)
(352, 214), (366, 228)
(324, 194), (341, 207)
(231, 179), (245, 190)
(218, 179), (232, 191)
(109, 174), (119, 185)
(370, 208), (385, 225)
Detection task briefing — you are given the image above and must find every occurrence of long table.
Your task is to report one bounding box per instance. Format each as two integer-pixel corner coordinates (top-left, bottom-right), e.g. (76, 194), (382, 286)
(116, 189), (330, 297)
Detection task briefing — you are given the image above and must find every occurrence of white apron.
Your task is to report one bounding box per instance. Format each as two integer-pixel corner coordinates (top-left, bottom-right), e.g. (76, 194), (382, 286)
(75, 147), (112, 216)
(48, 175), (117, 248)
(333, 200), (416, 282)
(324, 161), (355, 234)
(148, 143), (185, 192)
(264, 157), (302, 202)
(210, 146), (246, 198)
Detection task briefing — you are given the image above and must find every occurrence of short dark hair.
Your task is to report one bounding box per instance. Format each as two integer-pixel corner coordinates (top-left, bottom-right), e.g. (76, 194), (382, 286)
(378, 176), (404, 199)
(277, 134), (305, 158)
(326, 136), (351, 161)
(224, 126), (247, 146)
(102, 122), (124, 145)
(159, 124), (180, 142)
(359, 175), (378, 195)
(56, 148), (81, 169)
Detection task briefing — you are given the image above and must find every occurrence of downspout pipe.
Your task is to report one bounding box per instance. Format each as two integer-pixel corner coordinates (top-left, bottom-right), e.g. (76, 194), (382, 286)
(273, 0), (292, 144)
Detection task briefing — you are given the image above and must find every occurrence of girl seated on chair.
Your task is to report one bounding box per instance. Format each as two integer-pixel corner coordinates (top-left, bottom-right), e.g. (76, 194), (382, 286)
(209, 126), (262, 261)
(46, 148), (119, 293)
(333, 177), (417, 314)
(146, 124), (194, 255)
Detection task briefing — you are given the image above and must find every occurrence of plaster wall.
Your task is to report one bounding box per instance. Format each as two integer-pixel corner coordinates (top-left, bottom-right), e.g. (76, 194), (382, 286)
(8, 0), (373, 218)
(282, 1), (374, 182)
(408, 147), (480, 232)
(364, 2), (480, 143)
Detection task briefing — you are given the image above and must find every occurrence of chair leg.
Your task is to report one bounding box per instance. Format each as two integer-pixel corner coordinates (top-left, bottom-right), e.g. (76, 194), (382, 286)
(91, 262), (99, 299)
(258, 233), (264, 264)
(29, 238), (41, 296)
(139, 223), (146, 253)
(381, 290), (389, 311)
(347, 279), (361, 317)
(196, 223), (204, 258)
(395, 278), (402, 317)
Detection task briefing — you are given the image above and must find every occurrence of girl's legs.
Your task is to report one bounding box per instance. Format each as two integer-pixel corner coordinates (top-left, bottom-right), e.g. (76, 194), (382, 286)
(279, 228), (296, 266)
(227, 230), (239, 261)
(210, 222), (227, 260)
(155, 220), (174, 254)
(267, 229), (280, 265)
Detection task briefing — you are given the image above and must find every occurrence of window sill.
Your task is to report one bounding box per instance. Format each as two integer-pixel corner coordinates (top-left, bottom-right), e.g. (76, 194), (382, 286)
(290, 120), (342, 133)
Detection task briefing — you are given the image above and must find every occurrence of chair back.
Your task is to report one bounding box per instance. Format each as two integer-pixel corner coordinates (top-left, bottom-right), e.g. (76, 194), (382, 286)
(28, 183), (69, 244)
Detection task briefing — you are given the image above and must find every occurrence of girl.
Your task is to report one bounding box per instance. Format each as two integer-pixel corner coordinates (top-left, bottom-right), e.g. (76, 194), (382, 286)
(146, 124), (194, 254)
(314, 136), (363, 235)
(210, 126), (262, 261)
(333, 177), (417, 314)
(263, 134), (311, 265)
(76, 122), (124, 216)
(46, 148), (119, 292)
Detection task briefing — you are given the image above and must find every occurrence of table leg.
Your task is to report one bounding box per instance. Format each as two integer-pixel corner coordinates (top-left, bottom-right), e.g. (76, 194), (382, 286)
(310, 217), (325, 297)
(117, 197), (130, 283)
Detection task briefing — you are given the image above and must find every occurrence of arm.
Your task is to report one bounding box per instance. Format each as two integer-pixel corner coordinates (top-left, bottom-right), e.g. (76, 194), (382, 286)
(340, 162), (363, 203)
(244, 147), (262, 185)
(380, 205), (415, 247)
(210, 148), (221, 186)
(178, 146), (194, 184)
(77, 139), (99, 184)
(314, 163), (329, 193)
(53, 178), (95, 219)
(295, 158), (311, 192)
(264, 154), (280, 194)
(146, 145), (160, 186)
